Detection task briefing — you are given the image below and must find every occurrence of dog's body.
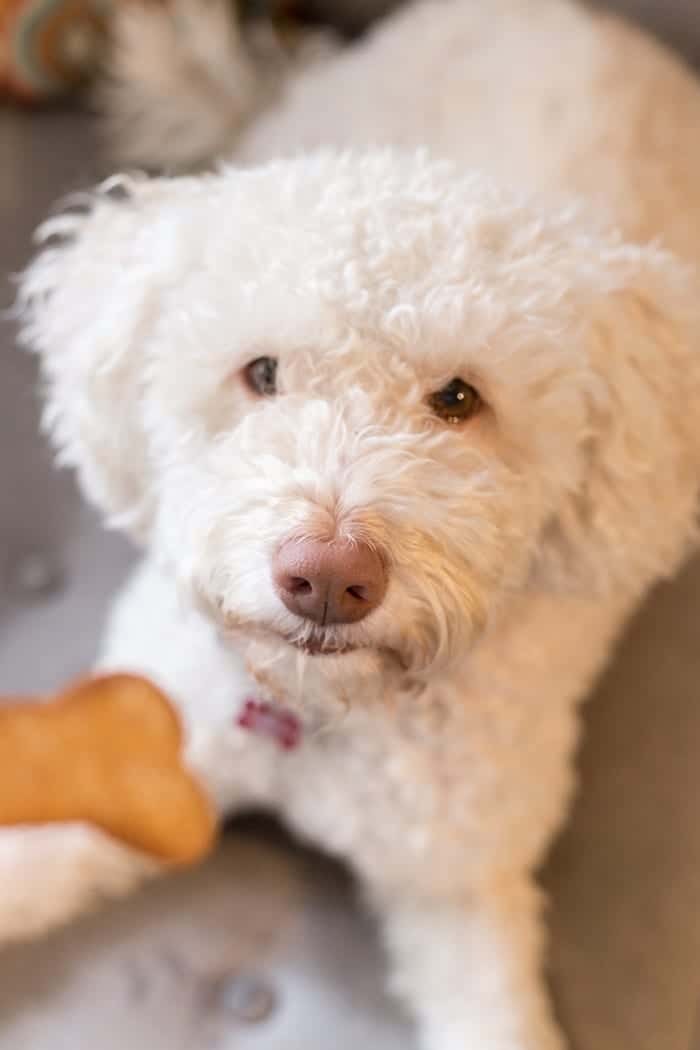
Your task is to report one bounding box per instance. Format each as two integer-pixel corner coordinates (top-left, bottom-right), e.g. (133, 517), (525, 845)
(233, 0), (700, 261)
(10, 2), (700, 1048)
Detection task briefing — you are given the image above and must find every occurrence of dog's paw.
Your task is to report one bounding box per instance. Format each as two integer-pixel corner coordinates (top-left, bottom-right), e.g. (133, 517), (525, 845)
(0, 823), (156, 944)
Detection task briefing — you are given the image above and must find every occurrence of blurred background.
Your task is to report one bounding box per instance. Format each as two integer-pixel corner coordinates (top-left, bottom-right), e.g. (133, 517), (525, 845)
(1, 2), (699, 1049)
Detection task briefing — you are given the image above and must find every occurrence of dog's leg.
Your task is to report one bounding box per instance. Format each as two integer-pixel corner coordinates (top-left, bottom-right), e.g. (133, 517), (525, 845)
(0, 557), (268, 944)
(378, 878), (564, 1050)
(0, 825), (156, 945)
(97, 559), (278, 815)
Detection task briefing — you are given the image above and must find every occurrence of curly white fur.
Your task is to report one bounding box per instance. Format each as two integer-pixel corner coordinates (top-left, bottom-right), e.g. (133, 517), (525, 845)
(10, 3), (700, 1049)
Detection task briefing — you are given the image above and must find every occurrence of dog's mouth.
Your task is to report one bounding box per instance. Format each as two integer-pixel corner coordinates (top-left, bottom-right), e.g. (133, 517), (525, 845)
(215, 600), (401, 664)
(216, 610), (364, 657)
(219, 614), (409, 673)
(284, 633), (361, 657)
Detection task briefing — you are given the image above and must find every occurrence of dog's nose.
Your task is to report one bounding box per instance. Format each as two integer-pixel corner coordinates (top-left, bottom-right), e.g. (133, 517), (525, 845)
(273, 538), (387, 625)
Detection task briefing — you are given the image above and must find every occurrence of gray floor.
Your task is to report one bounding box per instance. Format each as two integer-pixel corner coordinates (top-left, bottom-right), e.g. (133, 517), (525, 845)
(1, 88), (700, 1050)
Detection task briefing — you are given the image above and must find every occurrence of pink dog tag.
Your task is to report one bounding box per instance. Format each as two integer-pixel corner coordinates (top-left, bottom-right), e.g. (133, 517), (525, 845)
(236, 699), (302, 751)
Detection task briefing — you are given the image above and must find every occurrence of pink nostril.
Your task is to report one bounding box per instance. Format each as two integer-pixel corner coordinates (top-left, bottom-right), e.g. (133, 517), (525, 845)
(288, 577), (313, 596)
(272, 537), (388, 626)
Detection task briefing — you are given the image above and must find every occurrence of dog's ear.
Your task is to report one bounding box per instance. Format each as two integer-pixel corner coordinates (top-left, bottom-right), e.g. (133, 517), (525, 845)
(17, 175), (175, 541)
(548, 242), (700, 594)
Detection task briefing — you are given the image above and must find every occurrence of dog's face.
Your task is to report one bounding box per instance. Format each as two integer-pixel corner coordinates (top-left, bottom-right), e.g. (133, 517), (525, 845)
(19, 153), (700, 681)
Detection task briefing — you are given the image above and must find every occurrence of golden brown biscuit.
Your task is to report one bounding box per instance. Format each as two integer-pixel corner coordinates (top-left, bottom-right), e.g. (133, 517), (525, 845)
(0, 674), (217, 865)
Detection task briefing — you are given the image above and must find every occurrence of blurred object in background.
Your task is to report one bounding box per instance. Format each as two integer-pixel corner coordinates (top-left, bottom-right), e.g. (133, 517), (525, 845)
(299, 0), (399, 36)
(0, 0), (111, 101)
(599, 0), (700, 62)
(4, 1), (699, 108)
(0, 0), (346, 105)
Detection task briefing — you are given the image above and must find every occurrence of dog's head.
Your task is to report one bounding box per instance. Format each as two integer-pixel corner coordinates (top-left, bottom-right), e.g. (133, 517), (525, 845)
(18, 152), (700, 681)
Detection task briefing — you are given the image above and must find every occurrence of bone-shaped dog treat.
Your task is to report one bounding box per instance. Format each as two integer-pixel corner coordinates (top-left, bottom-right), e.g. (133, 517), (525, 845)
(0, 674), (217, 865)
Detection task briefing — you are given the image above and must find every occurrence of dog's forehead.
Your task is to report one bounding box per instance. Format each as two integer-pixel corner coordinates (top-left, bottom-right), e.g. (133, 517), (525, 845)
(147, 155), (601, 387)
(171, 156), (590, 335)
(209, 163), (505, 285)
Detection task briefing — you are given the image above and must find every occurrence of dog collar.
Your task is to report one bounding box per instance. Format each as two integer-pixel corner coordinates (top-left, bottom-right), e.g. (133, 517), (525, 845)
(236, 699), (302, 751)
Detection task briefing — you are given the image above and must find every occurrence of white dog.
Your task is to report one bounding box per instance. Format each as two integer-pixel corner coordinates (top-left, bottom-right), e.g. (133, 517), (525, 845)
(7, 2), (700, 1049)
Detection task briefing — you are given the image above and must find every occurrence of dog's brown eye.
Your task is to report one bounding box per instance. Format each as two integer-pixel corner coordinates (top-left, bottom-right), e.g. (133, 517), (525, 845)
(428, 378), (481, 424)
(244, 356), (278, 397)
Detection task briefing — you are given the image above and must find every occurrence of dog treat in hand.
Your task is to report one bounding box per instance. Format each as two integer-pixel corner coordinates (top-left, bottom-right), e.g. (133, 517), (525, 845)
(0, 674), (217, 865)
